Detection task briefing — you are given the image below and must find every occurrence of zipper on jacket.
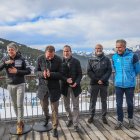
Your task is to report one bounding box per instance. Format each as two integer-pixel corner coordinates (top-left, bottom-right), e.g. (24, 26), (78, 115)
(121, 56), (124, 87)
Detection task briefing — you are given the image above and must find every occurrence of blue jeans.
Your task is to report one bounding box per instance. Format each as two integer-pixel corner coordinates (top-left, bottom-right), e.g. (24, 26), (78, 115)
(115, 87), (134, 122)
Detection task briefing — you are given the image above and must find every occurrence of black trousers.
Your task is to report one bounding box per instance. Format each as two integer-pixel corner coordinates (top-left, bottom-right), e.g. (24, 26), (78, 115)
(89, 85), (108, 117)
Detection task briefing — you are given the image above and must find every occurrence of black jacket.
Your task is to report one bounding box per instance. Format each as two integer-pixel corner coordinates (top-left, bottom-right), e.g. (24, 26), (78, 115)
(87, 53), (112, 86)
(0, 52), (31, 85)
(61, 57), (82, 97)
(35, 54), (62, 102)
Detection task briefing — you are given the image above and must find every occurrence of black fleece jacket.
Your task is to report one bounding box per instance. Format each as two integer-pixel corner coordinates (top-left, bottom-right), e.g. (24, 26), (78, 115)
(0, 53), (31, 84)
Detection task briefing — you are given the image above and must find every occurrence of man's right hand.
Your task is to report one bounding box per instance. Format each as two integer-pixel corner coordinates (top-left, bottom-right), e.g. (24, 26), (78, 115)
(5, 60), (14, 65)
(43, 70), (47, 79)
(98, 80), (103, 85)
(43, 69), (50, 79)
(67, 78), (73, 84)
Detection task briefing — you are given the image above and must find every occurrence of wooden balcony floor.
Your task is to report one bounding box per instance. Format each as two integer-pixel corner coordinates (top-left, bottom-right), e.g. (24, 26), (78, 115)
(1, 112), (140, 140)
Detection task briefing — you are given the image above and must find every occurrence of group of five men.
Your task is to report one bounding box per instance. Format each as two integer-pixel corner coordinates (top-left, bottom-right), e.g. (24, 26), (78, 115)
(0, 39), (139, 137)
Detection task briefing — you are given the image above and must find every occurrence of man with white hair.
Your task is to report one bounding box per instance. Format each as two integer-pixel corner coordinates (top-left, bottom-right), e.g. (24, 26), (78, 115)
(0, 42), (31, 134)
(87, 44), (112, 124)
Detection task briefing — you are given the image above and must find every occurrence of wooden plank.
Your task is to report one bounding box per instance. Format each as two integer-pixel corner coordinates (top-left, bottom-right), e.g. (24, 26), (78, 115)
(1, 135), (11, 140)
(41, 132), (50, 140)
(25, 131), (34, 140)
(67, 127), (81, 140)
(48, 127), (60, 140)
(134, 112), (140, 118)
(10, 123), (31, 140)
(113, 116), (140, 139)
(104, 116), (123, 138)
(78, 122), (91, 140)
(79, 119), (98, 140)
(108, 116), (133, 140)
(2, 123), (11, 140)
(93, 118), (115, 140)
(57, 124), (65, 140)
(112, 116), (137, 138)
(65, 122), (81, 140)
(10, 135), (19, 140)
(84, 118), (107, 140)
(18, 134), (27, 140)
(59, 119), (73, 140)
(2, 114), (140, 140)
(47, 125), (65, 140)
(19, 122), (33, 140)
(98, 118), (123, 140)
(34, 131), (41, 140)
(123, 117), (140, 139)
(0, 125), (5, 139)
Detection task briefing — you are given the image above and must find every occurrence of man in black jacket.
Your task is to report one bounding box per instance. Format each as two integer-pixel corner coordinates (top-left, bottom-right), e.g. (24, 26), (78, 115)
(0, 42), (31, 134)
(87, 44), (112, 124)
(35, 45), (63, 137)
(61, 45), (82, 132)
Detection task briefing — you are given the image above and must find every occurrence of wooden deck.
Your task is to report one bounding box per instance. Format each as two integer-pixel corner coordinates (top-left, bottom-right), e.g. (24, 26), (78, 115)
(1, 112), (140, 140)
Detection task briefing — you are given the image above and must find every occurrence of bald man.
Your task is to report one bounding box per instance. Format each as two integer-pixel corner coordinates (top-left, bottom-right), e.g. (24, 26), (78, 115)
(87, 44), (112, 124)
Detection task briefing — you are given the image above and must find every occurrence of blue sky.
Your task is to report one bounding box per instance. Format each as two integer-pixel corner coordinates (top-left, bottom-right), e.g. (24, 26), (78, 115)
(0, 0), (140, 51)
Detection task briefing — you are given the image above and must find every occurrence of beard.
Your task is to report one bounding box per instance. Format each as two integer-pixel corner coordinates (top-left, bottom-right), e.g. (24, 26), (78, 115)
(95, 51), (103, 56)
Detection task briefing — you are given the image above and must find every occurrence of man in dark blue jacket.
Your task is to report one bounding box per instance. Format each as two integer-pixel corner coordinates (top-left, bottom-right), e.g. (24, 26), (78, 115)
(0, 42), (31, 134)
(87, 44), (112, 124)
(112, 39), (140, 129)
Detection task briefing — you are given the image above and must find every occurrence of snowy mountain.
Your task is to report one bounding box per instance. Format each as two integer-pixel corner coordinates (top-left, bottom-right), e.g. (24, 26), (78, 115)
(0, 38), (140, 73)
(73, 45), (140, 57)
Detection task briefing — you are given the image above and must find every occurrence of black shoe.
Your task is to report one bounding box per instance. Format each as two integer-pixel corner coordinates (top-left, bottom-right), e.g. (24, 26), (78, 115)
(87, 117), (94, 123)
(114, 121), (123, 130)
(52, 129), (58, 137)
(66, 120), (73, 127)
(74, 126), (79, 132)
(44, 116), (50, 126)
(102, 117), (108, 124)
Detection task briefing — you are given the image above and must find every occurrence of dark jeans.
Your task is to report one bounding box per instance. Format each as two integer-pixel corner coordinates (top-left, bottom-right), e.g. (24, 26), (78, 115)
(115, 87), (134, 122)
(89, 85), (108, 117)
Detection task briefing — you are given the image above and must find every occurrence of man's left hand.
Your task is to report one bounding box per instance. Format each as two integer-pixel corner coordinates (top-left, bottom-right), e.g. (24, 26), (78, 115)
(98, 80), (103, 85)
(8, 67), (17, 74)
(70, 82), (77, 87)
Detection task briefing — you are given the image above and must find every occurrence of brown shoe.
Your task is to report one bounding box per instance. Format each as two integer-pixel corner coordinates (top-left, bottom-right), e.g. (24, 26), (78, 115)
(17, 121), (24, 134)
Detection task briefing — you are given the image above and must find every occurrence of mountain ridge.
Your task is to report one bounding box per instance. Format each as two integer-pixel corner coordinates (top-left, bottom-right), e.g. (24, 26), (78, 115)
(0, 38), (140, 72)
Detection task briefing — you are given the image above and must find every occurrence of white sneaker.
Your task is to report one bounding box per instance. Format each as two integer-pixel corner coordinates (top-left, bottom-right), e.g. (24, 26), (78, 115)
(114, 121), (123, 130)
(129, 119), (134, 128)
